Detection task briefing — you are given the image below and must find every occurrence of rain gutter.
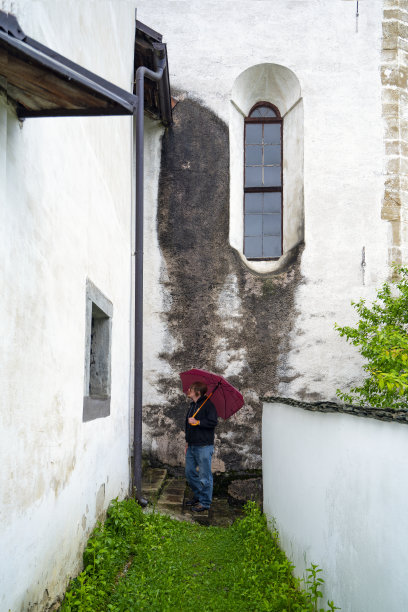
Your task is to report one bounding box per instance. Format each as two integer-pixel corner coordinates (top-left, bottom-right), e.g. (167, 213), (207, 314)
(133, 46), (167, 506)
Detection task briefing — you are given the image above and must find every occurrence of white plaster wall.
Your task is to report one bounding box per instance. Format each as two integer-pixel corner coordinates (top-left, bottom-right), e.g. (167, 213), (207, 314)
(283, 100), (304, 253)
(0, 2), (137, 609)
(137, 0), (390, 406)
(263, 402), (408, 612)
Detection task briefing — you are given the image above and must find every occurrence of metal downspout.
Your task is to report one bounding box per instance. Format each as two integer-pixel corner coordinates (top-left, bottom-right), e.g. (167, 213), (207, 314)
(134, 56), (166, 506)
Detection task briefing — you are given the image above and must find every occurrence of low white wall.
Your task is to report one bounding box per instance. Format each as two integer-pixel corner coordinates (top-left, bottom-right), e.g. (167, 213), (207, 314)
(263, 401), (408, 612)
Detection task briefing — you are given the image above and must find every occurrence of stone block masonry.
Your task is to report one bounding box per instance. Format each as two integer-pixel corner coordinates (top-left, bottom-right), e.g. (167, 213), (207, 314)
(382, 0), (408, 266)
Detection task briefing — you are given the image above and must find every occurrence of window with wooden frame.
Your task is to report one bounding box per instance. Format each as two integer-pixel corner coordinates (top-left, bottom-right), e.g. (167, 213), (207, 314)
(244, 102), (282, 259)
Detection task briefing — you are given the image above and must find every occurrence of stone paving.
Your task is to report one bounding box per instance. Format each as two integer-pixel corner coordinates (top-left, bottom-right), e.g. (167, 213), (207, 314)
(142, 467), (167, 500)
(157, 478), (186, 515)
(142, 468), (244, 527)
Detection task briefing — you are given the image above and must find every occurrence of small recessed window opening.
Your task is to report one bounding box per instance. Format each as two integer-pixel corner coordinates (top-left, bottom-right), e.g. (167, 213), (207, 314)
(89, 303), (110, 397)
(83, 280), (112, 422)
(244, 102), (283, 260)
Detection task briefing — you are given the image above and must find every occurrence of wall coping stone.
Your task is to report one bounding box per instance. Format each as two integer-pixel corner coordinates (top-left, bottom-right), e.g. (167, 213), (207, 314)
(260, 396), (408, 425)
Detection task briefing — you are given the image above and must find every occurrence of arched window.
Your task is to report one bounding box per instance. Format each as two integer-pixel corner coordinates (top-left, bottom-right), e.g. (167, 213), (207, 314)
(244, 102), (282, 259)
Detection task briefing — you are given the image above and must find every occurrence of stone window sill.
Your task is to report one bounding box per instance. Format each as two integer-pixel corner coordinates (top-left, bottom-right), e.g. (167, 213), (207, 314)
(83, 396), (111, 422)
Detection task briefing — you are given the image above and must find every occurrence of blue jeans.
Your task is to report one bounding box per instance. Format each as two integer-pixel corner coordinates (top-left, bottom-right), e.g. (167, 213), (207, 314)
(185, 444), (214, 509)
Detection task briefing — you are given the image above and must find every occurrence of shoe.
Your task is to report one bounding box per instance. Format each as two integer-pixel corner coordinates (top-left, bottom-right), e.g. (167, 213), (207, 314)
(190, 503), (209, 513)
(185, 498), (199, 507)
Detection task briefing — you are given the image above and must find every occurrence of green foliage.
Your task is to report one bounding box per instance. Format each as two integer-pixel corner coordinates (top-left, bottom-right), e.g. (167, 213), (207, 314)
(61, 498), (143, 611)
(230, 502), (338, 612)
(335, 265), (408, 409)
(304, 564), (339, 612)
(61, 499), (339, 612)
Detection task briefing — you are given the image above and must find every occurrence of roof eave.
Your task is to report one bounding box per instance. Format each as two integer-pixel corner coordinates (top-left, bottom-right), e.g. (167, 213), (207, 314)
(0, 10), (138, 118)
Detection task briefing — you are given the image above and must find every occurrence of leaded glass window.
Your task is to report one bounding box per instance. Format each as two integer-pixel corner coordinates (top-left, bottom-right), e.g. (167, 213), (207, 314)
(244, 103), (282, 259)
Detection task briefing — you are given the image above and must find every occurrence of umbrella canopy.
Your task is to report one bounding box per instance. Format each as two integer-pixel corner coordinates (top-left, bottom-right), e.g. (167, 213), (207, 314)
(179, 368), (244, 420)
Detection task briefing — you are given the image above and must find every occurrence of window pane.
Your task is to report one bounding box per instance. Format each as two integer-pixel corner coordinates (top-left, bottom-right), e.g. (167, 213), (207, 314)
(249, 106), (277, 118)
(245, 236), (262, 258)
(245, 193), (263, 213)
(245, 214), (262, 236)
(244, 109), (283, 260)
(264, 192), (281, 213)
(245, 166), (262, 187)
(264, 145), (281, 165)
(264, 123), (281, 144)
(264, 213), (281, 235)
(264, 166), (281, 187)
(245, 145), (262, 165)
(261, 107), (276, 117)
(246, 124), (262, 144)
(263, 235), (282, 258)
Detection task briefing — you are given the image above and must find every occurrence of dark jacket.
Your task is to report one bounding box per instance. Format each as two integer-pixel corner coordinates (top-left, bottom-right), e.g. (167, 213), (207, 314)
(185, 396), (218, 446)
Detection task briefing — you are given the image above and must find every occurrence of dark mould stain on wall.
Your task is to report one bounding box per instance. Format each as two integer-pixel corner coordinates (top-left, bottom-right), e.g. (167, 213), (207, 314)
(145, 98), (303, 473)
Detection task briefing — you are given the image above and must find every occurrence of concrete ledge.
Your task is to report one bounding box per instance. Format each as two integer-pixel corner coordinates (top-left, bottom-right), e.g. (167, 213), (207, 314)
(82, 396), (110, 422)
(261, 395), (408, 425)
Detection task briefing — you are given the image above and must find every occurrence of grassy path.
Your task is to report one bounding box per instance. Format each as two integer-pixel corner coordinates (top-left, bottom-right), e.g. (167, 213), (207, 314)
(61, 500), (338, 612)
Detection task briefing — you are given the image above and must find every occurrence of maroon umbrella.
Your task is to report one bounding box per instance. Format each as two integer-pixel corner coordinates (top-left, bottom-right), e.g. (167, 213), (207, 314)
(179, 368), (244, 419)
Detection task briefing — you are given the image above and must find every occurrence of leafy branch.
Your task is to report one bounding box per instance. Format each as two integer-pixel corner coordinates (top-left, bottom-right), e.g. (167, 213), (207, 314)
(335, 265), (408, 409)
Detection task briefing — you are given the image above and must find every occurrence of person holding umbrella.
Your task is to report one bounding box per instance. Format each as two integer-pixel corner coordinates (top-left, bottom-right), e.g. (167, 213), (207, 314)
(184, 381), (218, 512)
(180, 369), (244, 512)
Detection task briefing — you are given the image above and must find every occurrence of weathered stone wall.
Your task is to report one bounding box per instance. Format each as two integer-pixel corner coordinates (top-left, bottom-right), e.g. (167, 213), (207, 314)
(143, 98), (302, 473)
(381, 0), (408, 265)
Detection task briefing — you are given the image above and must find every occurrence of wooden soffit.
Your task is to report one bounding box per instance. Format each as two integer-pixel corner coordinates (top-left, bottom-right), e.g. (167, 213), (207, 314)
(134, 20), (173, 126)
(0, 10), (138, 119)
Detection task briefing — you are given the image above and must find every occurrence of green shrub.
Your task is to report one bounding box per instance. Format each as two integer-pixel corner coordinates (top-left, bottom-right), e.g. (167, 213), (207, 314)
(335, 265), (408, 409)
(61, 498), (143, 611)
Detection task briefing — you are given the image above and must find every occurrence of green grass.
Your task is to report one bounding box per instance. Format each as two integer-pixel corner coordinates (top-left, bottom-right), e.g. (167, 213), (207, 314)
(61, 500), (339, 612)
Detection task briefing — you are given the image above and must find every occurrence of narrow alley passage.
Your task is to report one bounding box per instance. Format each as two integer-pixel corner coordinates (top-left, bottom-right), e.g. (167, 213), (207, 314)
(58, 470), (337, 612)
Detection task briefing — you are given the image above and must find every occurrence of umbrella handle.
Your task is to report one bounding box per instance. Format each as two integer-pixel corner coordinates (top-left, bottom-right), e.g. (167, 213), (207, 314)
(191, 382), (221, 421)
(191, 392), (212, 421)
